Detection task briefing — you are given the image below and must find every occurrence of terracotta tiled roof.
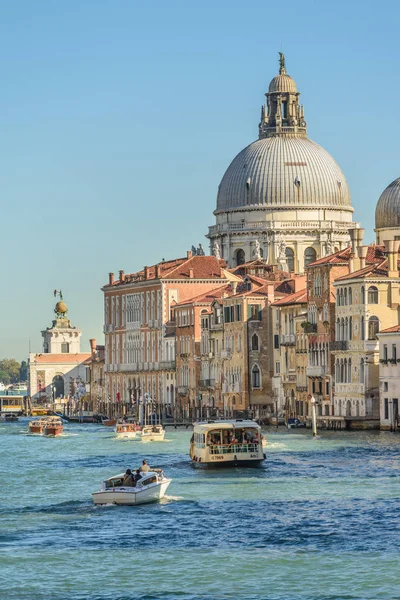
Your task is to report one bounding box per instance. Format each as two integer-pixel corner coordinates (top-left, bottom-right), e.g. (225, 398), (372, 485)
(271, 288), (308, 306)
(335, 259), (390, 281)
(32, 353), (91, 364)
(174, 285), (232, 307)
(307, 247), (352, 267)
(379, 324), (400, 333)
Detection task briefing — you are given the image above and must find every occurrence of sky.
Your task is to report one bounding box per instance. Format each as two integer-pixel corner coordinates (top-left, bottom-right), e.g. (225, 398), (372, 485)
(2, 0), (400, 361)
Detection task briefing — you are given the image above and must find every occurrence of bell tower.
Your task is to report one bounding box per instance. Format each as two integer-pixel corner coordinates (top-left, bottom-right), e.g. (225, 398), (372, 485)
(259, 53), (306, 139)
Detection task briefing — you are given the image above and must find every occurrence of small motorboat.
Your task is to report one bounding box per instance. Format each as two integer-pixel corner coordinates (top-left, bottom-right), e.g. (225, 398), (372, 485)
(141, 425), (165, 442)
(43, 416), (64, 437)
(92, 469), (171, 506)
(102, 418), (117, 427)
(0, 413), (19, 422)
(29, 418), (44, 434)
(115, 423), (142, 439)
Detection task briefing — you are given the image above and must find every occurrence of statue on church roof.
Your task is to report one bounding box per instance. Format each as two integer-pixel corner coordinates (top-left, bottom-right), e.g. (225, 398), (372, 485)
(279, 52), (286, 74)
(54, 289), (63, 301)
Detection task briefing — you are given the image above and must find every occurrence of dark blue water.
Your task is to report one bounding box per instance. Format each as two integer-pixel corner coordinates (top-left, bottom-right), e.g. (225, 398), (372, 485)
(1, 421), (400, 599)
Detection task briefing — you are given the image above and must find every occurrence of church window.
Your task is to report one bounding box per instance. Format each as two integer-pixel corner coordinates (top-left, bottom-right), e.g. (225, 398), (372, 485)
(61, 342), (69, 354)
(285, 248), (294, 272)
(304, 247), (317, 267)
(368, 316), (379, 340)
(236, 249), (245, 266)
(368, 286), (378, 304)
(252, 334), (259, 351)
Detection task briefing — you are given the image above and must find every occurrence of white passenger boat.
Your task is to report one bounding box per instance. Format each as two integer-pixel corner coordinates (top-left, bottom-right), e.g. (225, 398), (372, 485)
(141, 425), (165, 442)
(190, 419), (266, 467)
(92, 469), (171, 506)
(115, 423), (142, 439)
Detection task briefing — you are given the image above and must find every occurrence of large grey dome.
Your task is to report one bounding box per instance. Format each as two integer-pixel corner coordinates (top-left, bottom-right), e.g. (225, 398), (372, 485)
(216, 136), (352, 212)
(375, 177), (400, 229)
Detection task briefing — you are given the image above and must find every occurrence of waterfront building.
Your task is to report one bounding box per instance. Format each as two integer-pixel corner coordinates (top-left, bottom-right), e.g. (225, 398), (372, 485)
(271, 287), (308, 419)
(207, 53), (358, 271)
(28, 297), (91, 405)
(304, 245), (353, 419)
(102, 252), (235, 415)
(377, 325), (400, 430)
(86, 339), (105, 414)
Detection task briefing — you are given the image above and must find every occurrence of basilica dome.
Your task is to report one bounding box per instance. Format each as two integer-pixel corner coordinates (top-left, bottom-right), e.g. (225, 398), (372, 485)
(375, 177), (400, 229)
(268, 73), (297, 93)
(216, 136), (351, 212)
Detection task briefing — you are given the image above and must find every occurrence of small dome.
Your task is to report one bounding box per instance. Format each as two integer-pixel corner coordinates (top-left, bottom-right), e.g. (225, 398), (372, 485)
(375, 178), (400, 229)
(55, 301), (68, 315)
(268, 73), (297, 94)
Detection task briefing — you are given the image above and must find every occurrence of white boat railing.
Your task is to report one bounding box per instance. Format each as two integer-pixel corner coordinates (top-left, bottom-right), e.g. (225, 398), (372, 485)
(209, 443), (260, 455)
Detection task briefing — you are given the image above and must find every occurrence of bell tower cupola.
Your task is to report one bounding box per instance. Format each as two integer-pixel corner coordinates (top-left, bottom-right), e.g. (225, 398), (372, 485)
(259, 53), (307, 139)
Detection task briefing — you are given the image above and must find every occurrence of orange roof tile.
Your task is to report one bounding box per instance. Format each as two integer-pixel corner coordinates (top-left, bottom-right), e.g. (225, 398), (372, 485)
(174, 285), (233, 307)
(32, 353), (91, 364)
(335, 259), (390, 281)
(379, 324), (400, 333)
(271, 288), (308, 306)
(307, 247), (352, 267)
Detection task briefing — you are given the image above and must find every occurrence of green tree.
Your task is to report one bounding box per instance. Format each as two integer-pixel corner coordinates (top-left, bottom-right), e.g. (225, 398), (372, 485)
(20, 360), (28, 381)
(0, 370), (10, 385)
(0, 359), (21, 384)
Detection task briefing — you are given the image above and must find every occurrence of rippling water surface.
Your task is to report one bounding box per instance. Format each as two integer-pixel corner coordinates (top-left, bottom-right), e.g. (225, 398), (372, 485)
(1, 420), (400, 599)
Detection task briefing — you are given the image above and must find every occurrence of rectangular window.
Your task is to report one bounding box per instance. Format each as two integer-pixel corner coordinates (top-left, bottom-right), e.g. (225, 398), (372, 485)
(236, 304), (242, 321)
(61, 342), (69, 353)
(393, 345), (397, 361)
(384, 381), (388, 392)
(312, 381), (316, 394)
(224, 307), (230, 323)
(275, 362), (280, 374)
(325, 381), (330, 396)
(274, 334), (280, 349)
(318, 381), (322, 394)
(385, 398), (389, 420)
(384, 345), (388, 361)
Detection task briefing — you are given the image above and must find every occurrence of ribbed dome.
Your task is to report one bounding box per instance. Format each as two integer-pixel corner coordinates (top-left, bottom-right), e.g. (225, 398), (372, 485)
(216, 137), (351, 212)
(375, 177), (400, 229)
(268, 73), (297, 94)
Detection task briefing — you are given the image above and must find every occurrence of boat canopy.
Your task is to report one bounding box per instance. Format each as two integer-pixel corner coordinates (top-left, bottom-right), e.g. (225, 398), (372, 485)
(193, 420), (261, 433)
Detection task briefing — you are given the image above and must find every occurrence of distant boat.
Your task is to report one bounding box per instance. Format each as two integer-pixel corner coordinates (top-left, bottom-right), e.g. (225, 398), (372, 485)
(141, 425), (165, 442)
(115, 423), (142, 439)
(102, 418), (117, 427)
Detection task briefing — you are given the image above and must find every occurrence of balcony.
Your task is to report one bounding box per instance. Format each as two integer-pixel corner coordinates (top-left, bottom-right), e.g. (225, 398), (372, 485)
(221, 350), (231, 359)
(303, 323), (317, 334)
(210, 322), (223, 331)
(306, 366), (326, 378)
(199, 379), (216, 389)
(330, 341), (349, 351)
(177, 386), (188, 395)
(296, 385), (308, 392)
(159, 360), (176, 370)
(282, 373), (297, 383)
(280, 334), (296, 346)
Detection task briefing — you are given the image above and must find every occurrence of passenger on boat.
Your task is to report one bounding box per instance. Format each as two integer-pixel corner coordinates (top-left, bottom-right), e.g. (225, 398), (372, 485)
(122, 469), (135, 487)
(139, 460), (150, 473)
(133, 470), (142, 485)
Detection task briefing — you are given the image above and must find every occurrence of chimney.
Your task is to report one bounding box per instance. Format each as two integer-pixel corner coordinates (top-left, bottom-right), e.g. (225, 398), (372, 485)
(359, 246), (368, 269)
(144, 266), (149, 280)
(189, 268), (194, 279)
(388, 240), (400, 277)
(155, 264), (160, 279)
(187, 250), (192, 259)
(119, 270), (125, 283)
(348, 228), (357, 254)
(108, 272), (114, 285)
(349, 252), (355, 273)
(293, 275), (306, 292)
(267, 284), (275, 303)
(231, 281), (238, 295)
(89, 338), (96, 357)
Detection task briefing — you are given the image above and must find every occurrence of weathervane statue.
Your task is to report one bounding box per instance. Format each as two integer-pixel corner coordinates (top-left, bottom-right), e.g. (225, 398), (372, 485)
(53, 289), (63, 300)
(279, 52), (286, 74)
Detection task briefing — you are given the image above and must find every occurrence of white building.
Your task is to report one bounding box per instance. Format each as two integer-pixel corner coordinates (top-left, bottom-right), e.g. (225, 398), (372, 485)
(378, 325), (400, 430)
(28, 298), (90, 403)
(207, 53), (358, 273)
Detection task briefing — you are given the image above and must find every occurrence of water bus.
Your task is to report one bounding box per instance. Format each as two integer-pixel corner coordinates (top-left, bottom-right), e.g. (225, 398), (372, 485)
(190, 419), (266, 467)
(92, 468), (171, 506)
(29, 416), (63, 436)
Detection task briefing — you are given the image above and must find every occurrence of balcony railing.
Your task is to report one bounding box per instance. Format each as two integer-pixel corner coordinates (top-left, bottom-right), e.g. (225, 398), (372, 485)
(159, 360), (176, 370)
(280, 334), (296, 346)
(177, 386), (188, 395)
(209, 443), (260, 455)
(199, 379), (216, 389)
(306, 365), (326, 378)
(329, 341), (349, 351)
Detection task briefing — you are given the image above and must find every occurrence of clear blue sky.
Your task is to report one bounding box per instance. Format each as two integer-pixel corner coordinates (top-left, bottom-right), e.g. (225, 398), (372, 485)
(2, 0), (400, 361)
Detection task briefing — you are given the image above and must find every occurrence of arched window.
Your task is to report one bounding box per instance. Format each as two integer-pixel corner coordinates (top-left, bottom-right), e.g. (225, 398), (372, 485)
(251, 333), (259, 351)
(349, 288), (352, 305)
(304, 247), (317, 267)
(285, 248), (294, 272)
(361, 286), (365, 304)
(252, 365), (261, 388)
(360, 359), (365, 384)
(344, 288), (348, 306)
(344, 359), (348, 383)
(349, 316), (353, 340)
(368, 286), (378, 304)
(348, 358), (352, 383)
(52, 375), (64, 399)
(361, 316), (365, 340)
(236, 249), (245, 266)
(368, 316), (379, 340)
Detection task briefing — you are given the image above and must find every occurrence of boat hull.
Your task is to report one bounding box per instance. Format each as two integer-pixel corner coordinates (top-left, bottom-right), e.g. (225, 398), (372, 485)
(191, 458), (265, 468)
(103, 419), (117, 427)
(92, 480), (171, 506)
(29, 425), (43, 434)
(43, 426), (63, 437)
(116, 431), (140, 439)
(141, 433), (165, 442)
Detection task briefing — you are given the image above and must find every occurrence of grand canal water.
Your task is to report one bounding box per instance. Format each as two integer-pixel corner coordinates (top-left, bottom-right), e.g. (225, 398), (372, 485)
(1, 420), (400, 600)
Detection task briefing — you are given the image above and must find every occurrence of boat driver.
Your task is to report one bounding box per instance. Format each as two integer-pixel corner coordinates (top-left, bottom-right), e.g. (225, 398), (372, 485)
(139, 459), (150, 473)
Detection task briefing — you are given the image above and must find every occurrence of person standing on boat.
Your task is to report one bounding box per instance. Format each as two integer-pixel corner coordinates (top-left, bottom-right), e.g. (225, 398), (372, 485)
(122, 469), (134, 487)
(139, 460), (150, 473)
